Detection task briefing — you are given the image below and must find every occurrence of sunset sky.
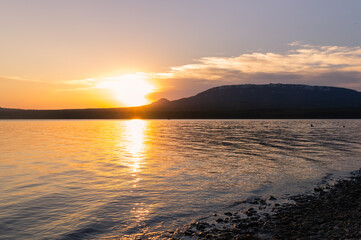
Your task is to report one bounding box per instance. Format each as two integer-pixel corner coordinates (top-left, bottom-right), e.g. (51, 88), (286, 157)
(1, 0), (361, 109)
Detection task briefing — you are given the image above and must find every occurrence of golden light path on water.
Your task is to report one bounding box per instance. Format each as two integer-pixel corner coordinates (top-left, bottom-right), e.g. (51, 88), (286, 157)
(123, 120), (147, 174)
(122, 119), (150, 229)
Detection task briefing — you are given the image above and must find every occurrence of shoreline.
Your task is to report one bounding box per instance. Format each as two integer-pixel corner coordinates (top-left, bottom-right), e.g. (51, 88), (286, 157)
(170, 169), (361, 239)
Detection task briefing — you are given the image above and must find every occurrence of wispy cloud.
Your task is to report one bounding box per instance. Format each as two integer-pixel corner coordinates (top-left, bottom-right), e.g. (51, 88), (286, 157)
(65, 78), (98, 86)
(168, 43), (361, 78)
(0, 75), (44, 83)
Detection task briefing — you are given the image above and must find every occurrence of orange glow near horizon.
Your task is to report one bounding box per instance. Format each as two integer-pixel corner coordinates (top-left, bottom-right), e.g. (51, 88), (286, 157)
(96, 74), (155, 107)
(3, 43), (361, 110)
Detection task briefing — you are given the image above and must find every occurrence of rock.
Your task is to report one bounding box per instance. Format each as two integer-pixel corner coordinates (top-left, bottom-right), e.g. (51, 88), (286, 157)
(244, 208), (257, 216)
(224, 212), (232, 216)
(184, 229), (194, 236)
(268, 195), (277, 201)
(243, 196), (261, 204)
(216, 218), (224, 223)
(193, 221), (210, 231)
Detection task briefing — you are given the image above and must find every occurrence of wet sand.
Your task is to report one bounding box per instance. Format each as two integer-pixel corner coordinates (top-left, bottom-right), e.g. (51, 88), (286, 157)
(171, 169), (361, 239)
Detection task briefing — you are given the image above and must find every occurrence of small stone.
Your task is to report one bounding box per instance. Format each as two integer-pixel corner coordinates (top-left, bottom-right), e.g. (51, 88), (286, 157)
(244, 196), (261, 204)
(268, 195), (277, 200)
(245, 208), (257, 216)
(216, 218), (224, 223)
(184, 230), (194, 236)
(224, 212), (232, 216)
(195, 222), (209, 231)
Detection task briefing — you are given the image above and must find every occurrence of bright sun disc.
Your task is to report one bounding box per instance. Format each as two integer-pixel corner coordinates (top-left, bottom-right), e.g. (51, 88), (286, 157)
(97, 74), (155, 107)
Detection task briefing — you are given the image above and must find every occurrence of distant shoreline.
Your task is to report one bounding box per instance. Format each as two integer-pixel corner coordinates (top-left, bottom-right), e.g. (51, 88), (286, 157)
(1, 107), (361, 119)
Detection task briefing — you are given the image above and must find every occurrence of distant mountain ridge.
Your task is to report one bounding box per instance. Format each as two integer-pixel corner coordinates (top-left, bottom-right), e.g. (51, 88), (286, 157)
(153, 84), (361, 111)
(1, 84), (361, 119)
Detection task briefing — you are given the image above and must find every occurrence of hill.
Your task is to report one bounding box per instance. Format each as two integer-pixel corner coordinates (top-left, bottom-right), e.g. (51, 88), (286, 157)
(158, 84), (361, 110)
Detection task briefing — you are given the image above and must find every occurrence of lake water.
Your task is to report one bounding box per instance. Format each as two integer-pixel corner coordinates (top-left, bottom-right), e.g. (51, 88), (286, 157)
(1, 120), (361, 239)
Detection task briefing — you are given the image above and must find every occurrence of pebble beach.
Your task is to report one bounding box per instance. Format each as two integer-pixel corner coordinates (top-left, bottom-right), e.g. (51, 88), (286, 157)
(172, 169), (361, 239)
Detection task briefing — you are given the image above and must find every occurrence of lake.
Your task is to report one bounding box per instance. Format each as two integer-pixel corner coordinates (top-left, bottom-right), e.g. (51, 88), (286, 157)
(0, 120), (360, 239)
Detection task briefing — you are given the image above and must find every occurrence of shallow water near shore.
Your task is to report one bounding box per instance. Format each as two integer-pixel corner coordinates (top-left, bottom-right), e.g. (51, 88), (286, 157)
(0, 119), (360, 239)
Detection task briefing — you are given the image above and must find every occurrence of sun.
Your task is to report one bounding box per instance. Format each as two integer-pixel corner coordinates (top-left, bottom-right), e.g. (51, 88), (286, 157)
(97, 74), (155, 107)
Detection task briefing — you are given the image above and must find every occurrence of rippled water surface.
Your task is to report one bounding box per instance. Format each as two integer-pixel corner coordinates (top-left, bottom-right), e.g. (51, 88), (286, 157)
(1, 120), (361, 239)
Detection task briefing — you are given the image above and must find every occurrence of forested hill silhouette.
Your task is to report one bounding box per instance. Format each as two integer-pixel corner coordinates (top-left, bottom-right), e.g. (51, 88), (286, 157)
(156, 84), (361, 111)
(1, 84), (361, 119)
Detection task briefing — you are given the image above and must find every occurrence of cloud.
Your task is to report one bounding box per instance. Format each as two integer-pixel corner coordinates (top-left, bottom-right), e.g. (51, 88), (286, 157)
(65, 78), (98, 86)
(169, 44), (361, 77)
(0, 75), (43, 83)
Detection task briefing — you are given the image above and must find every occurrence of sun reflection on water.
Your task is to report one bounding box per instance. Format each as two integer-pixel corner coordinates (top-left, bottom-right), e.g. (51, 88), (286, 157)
(122, 119), (153, 230)
(123, 119), (147, 174)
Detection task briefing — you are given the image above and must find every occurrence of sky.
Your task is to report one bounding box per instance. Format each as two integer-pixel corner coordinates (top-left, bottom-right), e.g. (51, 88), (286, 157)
(1, 0), (361, 109)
